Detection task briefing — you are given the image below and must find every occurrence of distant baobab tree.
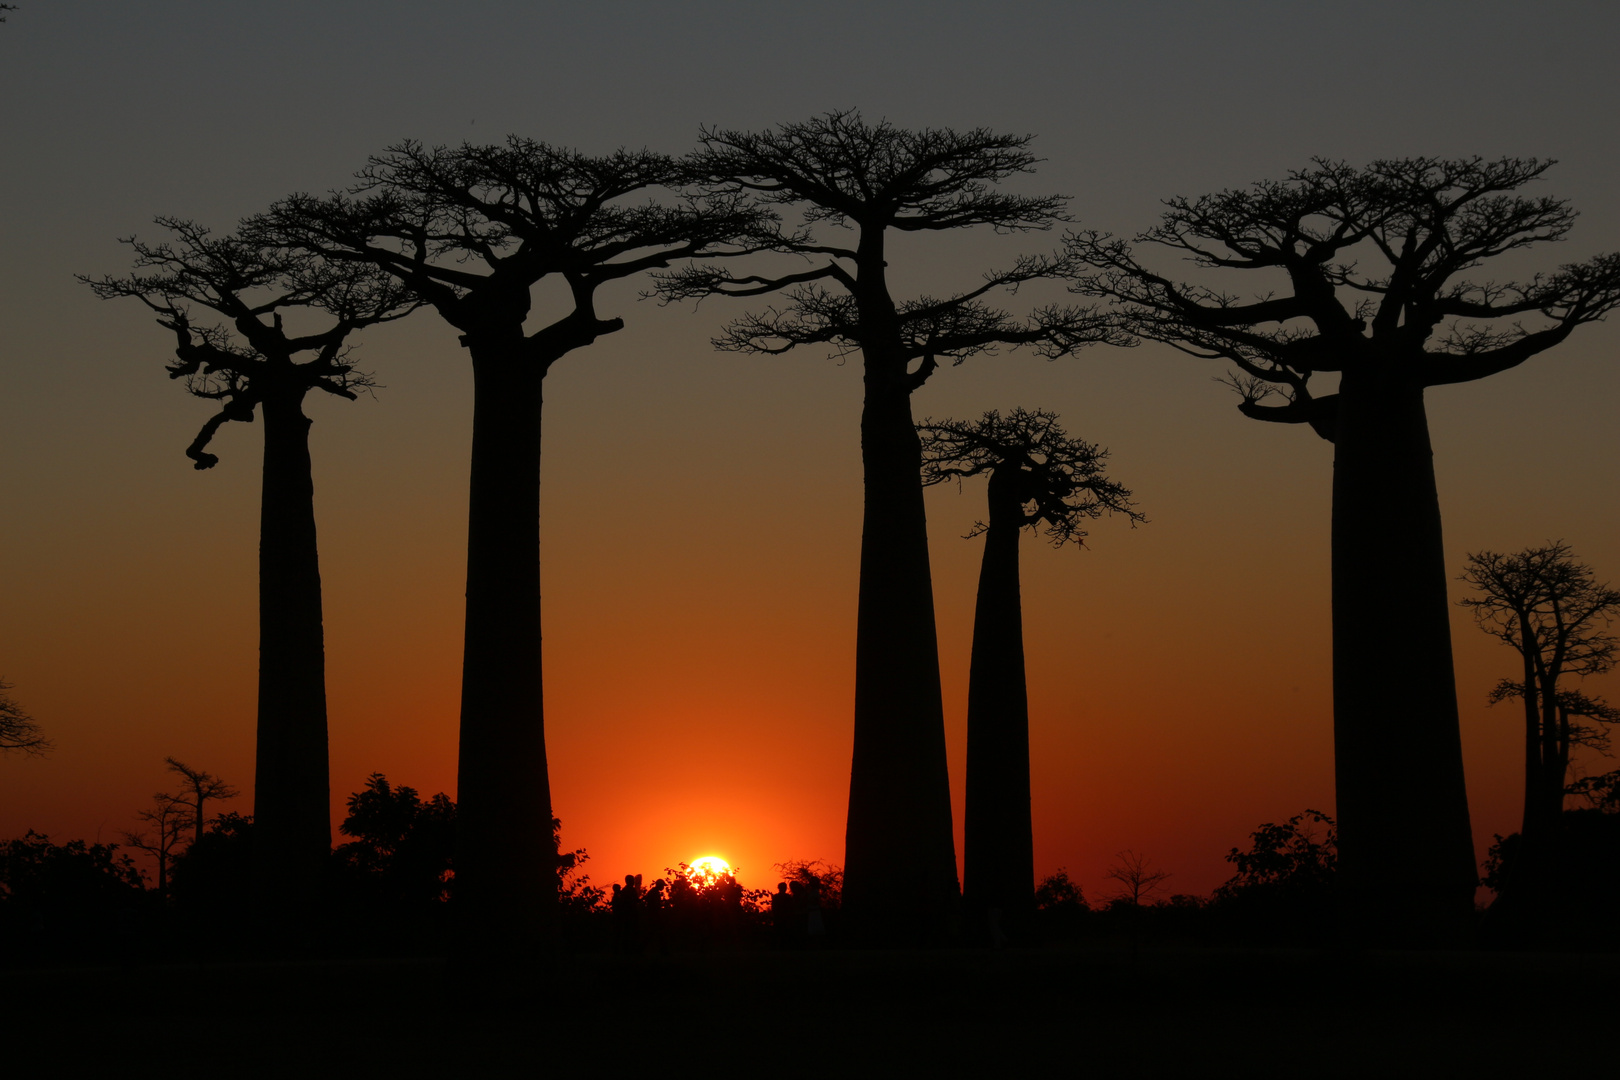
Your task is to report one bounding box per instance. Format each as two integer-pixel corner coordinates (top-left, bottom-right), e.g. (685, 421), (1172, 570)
(120, 795), (190, 896)
(262, 141), (771, 945)
(1067, 157), (1620, 941)
(658, 111), (1126, 942)
(0, 678), (49, 755)
(918, 407), (1140, 942)
(1461, 544), (1619, 844)
(84, 221), (417, 912)
(163, 756), (241, 846)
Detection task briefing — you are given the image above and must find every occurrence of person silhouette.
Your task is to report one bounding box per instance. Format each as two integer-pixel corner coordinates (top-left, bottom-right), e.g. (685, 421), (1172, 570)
(771, 881), (794, 949)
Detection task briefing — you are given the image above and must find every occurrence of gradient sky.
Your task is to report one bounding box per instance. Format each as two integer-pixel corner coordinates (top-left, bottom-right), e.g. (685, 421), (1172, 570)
(3, 1), (1618, 902)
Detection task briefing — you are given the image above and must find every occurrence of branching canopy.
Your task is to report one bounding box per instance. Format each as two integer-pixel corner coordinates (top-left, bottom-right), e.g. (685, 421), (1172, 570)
(655, 111), (1128, 381)
(1461, 543), (1620, 682)
(261, 138), (778, 367)
(917, 407), (1143, 546)
(0, 678), (49, 755)
(82, 219), (417, 467)
(1067, 158), (1620, 439)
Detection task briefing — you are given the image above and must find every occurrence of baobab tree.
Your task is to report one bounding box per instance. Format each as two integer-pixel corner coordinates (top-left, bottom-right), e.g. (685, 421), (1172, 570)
(262, 140), (770, 943)
(120, 795), (191, 896)
(1460, 544), (1619, 842)
(162, 756), (241, 846)
(918, 407), (1139, 941)
(658, 112), (1124, 941)
(1068, 157), (1620, 941)
(84, 221), (417, 911)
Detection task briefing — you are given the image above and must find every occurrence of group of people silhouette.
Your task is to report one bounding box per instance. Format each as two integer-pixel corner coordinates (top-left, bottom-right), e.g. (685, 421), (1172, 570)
(605, 870), (829, 950)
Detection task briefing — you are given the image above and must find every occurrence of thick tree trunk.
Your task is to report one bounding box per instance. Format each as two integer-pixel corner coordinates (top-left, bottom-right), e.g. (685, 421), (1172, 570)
(841, 366), (960, 943)
(454, 339), (554, 946)
(961, 466), (1034, 942)
(1330, 370), (1475, 943)
(252, 389), (333, 915)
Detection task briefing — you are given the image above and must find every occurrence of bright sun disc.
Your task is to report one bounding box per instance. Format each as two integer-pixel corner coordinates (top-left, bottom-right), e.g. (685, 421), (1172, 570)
(687, 855), (731, 883)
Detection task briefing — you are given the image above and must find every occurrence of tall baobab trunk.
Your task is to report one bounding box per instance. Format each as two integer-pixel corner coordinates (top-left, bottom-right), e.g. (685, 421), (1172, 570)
(1329, 369), (1475, 942)
(842, 346), (960, 943)
(454, 339), (554, 944)
(252, 388), (333, 908)
(1517, 611), (1545, 843)
(962, 465), (1035, 941)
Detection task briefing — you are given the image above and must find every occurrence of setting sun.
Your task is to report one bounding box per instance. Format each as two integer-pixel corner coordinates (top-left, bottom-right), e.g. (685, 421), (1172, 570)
(687, 855), (732, 886)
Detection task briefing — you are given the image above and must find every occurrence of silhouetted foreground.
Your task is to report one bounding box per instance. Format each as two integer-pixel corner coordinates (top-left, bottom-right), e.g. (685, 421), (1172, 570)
(3, 946), (1614, 1073)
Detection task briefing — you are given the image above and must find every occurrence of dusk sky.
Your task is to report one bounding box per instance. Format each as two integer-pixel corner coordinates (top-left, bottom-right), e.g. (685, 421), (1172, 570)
(3, 1), (1618, 901)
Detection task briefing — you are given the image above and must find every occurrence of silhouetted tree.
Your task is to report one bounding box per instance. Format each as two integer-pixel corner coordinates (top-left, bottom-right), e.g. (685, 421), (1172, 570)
(1104, 850), (1171, 909)
(918, 407), (1139, 940)
(1033, 868), (1089, 939)
(1461, 544), (1620, 842)
(120, 795), (191, 896)
(1213, 809), (1337, 942)
(659, 111), (1124, 942)
(0, 832), (143, 958)
(169, 812), (254, 918)
(1566, 769), (1620, 813)
(334, 773), (457, 911)
(264, 141), (770, 945)
(0, 678), (49, 755)
(162, 757), (240, 847)
(1068, 158), (1620, 942)
(84, 221), (416, 915)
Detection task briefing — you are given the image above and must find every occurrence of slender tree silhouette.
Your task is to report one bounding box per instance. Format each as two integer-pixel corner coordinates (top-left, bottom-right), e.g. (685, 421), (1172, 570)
(262, 141), (771, 945)
(84, 221), (416, 914)
(659, 111), (1123, 943)
(918, 408), (1140, 940)
(120, 795), (190, 896)
(162, 757), (240, 847)
(1460, 545), (1619, 843)
(1067, 157), (1620, 942)
(0, 679), (49, 755)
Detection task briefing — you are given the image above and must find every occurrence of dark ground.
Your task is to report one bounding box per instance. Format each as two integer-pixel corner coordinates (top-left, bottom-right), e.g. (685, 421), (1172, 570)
(4, 943), (1608, 1075)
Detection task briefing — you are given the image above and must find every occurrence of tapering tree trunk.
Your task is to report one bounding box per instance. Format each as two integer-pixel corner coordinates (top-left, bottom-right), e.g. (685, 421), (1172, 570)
(961, 466), (1034, 942)
(252, 389), (333, 914)
(454, 339), (554, 946)
(1330, 370), (1475, 943)
(842, 359), (960, 943)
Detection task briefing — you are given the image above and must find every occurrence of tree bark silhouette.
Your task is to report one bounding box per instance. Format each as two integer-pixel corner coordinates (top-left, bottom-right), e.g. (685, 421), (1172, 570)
(1068, 157), (1620, 942)
(253, 387), (333, 898)
(84, 219), (414, 919)
(962, 465), (1033, 941)
(1328, 369), (1471, 937)
(919, 408), (1139, 943)
(660, 113), (1123, 942)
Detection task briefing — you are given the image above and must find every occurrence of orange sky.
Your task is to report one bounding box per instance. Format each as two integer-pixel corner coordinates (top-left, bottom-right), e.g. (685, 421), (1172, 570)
(3, 3), (1619, 906)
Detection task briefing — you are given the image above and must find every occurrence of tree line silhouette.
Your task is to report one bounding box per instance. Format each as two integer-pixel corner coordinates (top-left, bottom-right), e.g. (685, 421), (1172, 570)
(9, 111), (1617, 955)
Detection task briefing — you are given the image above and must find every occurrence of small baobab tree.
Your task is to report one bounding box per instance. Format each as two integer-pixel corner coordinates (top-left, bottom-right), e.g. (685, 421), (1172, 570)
(918, 407), (1140, 940)
(1067, 157), (1620, 942)
(1460, 544), (1619, 842)
(162, 756), (241, 847)
(120, 795), (191, 896)
(659, 111), (1125, 943)
(84, 220), (417, 911)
